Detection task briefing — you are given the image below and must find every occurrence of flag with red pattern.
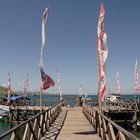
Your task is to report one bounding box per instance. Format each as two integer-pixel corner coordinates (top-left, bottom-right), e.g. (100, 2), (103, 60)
(97, 3), (108, 102)
(40, 68), (55, 90)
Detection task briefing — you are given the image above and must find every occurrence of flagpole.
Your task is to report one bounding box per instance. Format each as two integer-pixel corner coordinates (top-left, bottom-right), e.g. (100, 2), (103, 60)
(40, 79), (43, 112)
(104, 64), (107, 108)
(98, 82), (102, 112)
(97, 75), (102, 112)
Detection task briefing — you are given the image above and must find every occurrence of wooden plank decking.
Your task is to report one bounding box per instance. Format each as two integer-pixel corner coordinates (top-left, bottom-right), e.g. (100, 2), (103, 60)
(41, 107), (67, 140)
(41, 107), (100, 140)
(57, 107), (100, 140)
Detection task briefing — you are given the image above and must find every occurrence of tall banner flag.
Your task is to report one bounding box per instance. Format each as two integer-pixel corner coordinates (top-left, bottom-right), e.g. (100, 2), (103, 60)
(116, 72), (120, 95)
(134, 60), (139, 93)
(24, 73), (28, 97)
(40, 7), (49, 68)
(97, 3), (108, 107)
(8, 72), (11, 103)
(39, 7), (55, 111)
(39, 7), (55, 91)
(56, 70), (63, 101)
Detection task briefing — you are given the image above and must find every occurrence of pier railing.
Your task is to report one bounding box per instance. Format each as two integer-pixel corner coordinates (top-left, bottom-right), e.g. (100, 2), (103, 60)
(107, 99), (139, 111)
(82, 105), (139, 140)
(0, 101), (62, 140)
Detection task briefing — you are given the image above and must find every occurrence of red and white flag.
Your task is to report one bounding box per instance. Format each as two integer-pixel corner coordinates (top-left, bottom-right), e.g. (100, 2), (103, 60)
(97, 3), (108, 102)
(116, 72), (120, 95)
(39, 7), (55, 91)
(40, 68), (55, 90)
(134, 60), (139, 92)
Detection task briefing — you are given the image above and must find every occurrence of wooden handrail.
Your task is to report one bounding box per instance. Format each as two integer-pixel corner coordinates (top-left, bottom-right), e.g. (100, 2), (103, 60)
(107, 99), (139, 111)
(82, 105), (140, 140)
(0, 101), (62, 140)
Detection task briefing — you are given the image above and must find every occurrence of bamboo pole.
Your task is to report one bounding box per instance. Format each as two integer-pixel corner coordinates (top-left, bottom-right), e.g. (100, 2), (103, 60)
(98, 100), (102, 113)
(98, 81), (102, 113)
(40, 80), (43, 112)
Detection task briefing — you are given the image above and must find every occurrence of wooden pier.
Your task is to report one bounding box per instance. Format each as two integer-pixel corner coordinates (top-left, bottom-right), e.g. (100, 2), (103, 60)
(0, 101), (140, 140)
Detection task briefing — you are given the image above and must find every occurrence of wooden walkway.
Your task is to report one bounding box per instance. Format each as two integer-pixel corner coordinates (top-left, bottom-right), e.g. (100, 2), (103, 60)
(41, 107), (100, 140)
(57, 107), (100, 140)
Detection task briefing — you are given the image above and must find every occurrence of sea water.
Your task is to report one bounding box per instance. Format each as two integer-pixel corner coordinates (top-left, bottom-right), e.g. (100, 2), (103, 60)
(0, 94), (140, 138)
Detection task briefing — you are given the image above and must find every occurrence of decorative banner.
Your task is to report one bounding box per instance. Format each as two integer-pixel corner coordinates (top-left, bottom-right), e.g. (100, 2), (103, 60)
(134, 60), (139, 92)
(39, 7), (55, 91)
(97, 3), (108, 102)
(8, 72), (11, 103)
(116, 72), (120, 95)
(56, 70), (63, 101)
(39, 7), (49, 68)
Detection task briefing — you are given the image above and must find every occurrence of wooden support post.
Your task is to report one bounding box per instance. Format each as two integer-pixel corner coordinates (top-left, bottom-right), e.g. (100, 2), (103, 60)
(9, 109), (13, 129)
(132, 111), (137, 131)
(98, 100), (103, 113)
(40, 89), (43, 113)
(17, 109), (20, 125)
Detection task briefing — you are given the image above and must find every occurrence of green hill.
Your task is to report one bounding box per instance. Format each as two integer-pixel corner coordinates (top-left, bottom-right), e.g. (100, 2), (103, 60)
(0, 85), (17, 95)
(0, 85), (9, 94)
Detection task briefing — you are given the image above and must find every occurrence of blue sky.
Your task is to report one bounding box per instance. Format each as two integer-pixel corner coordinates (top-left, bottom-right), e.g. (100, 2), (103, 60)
(0, 0), (140, 95)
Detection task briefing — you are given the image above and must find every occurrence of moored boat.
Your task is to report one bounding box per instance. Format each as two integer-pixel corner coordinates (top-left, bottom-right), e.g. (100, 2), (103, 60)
(137, 120), (140, 126)
(0, 105), (9, 111)
(0, 95), (30, 111)
(106, 93), (120, 103)
(0, 109), (9, 122)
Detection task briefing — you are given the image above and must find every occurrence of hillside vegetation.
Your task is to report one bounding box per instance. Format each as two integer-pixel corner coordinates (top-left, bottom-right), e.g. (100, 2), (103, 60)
(0, 85), (9, 94)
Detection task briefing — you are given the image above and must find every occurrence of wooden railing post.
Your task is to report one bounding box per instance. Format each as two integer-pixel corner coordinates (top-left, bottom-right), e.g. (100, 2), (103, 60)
(95, 110), (98, 133)
(0, 101), (62, 140)
(132, 111), (137, 131)
(82, 105), (140, 140)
